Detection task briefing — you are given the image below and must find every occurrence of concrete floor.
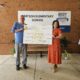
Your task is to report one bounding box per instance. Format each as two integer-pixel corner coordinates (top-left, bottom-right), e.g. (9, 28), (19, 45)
(0, 54), (80, 80)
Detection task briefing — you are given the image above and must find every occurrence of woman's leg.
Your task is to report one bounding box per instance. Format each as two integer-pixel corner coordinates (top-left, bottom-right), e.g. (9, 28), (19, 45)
(53, 64), (58, 72)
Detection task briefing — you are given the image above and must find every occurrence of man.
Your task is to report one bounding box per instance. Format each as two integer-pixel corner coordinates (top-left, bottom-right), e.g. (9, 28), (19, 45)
(11, 16), (27, 71)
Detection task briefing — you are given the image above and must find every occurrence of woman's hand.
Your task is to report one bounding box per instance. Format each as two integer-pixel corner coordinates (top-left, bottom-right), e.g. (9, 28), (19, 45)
(52, 35), (56, 38)
(55, 34), (62, 39)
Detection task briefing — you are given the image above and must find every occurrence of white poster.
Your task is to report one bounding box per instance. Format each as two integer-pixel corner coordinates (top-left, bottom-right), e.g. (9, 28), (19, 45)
(18, 11), (71, 44)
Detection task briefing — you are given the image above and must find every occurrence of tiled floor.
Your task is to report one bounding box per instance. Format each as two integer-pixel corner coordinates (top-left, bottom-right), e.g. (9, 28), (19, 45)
(0, 54), (80, 80)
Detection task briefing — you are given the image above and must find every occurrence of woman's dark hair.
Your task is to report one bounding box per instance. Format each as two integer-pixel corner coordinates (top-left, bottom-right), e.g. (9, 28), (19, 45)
(52, 20), (60, 28)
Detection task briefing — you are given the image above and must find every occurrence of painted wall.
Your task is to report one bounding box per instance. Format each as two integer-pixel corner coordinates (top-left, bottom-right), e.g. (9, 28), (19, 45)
(0, 0), (80, 54)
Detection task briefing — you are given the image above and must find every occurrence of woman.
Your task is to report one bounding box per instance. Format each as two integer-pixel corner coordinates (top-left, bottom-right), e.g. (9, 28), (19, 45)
(48, 20), (62, 72)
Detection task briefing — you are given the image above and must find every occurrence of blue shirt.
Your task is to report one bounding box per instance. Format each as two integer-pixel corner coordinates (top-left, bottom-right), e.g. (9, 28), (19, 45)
(11, 22), (24, 43)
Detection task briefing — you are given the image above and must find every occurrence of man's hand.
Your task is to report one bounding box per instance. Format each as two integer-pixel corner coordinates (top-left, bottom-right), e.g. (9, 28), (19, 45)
(24, 27), (28, 30)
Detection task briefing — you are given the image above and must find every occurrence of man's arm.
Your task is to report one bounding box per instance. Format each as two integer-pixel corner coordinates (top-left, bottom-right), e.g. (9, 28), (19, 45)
(15, 28), (23, 32)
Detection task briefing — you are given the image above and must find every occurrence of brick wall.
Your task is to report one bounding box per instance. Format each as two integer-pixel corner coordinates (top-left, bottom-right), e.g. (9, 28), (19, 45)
(0, 0), (80, 54)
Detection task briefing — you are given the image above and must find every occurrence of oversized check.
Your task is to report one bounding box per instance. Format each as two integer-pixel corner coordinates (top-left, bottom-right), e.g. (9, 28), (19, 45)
(18, 11), (71, 44)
